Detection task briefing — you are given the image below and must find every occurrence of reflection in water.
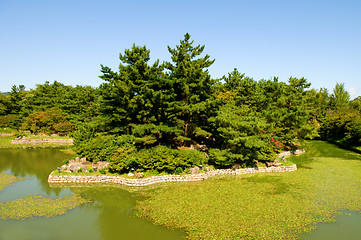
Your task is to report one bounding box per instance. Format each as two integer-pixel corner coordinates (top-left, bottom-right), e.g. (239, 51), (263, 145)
(0, 148), (69, 196)
(0, 148), (185, 240)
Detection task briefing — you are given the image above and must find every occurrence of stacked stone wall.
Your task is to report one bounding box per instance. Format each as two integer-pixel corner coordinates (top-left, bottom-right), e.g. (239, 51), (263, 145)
(11, 139), (73, 145)
(48, 164), (297, 187)
(48, 149), (304, 187)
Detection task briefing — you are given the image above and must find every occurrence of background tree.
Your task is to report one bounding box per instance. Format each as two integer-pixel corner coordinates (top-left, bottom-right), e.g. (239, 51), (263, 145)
(0, 94), (11, 116)
(329, 82), (350, 110)
(98, 45), (181, 146)
(21, 108), (72, 134)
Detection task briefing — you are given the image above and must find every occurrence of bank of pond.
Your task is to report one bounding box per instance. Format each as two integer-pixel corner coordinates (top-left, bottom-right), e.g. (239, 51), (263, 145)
(0, 140), (361, 239)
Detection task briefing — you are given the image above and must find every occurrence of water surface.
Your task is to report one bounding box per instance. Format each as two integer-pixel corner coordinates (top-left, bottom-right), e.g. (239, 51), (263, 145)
(303, 210), (361, 240)
(0, 148), (185, 240)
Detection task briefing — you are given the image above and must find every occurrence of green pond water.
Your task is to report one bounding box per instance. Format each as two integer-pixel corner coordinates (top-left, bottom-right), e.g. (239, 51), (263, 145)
(1, 147), (361, 240)
(0, 148), (185, 240)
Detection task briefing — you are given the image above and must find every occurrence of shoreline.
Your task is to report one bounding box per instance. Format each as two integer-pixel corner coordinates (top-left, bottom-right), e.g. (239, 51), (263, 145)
(11, 138), (73, 145)
(48, 149), (305, 187)
(48, 164), (297, 186)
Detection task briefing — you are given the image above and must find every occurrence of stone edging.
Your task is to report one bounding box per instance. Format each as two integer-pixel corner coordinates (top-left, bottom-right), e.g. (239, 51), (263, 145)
(48, 164), (297, 187)
(0, 133), (14, 137)
(48, 149), (304, 187)
(11, 138), (73, 145)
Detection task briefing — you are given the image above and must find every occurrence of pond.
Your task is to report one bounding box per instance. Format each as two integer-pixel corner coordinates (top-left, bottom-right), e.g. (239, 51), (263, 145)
(0, 148), (185, 240)
(303, 210), (361, 240)
(1, 147), (360, 240)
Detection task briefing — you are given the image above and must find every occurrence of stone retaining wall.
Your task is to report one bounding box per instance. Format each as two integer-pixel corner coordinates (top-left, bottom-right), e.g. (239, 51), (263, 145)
(0, 133), (14, 137)
(48, 164), (297, 187)
(11, 138), (73, 145)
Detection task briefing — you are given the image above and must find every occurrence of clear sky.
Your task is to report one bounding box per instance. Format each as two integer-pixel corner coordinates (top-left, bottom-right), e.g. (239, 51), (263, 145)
(1, 0), (360, 98)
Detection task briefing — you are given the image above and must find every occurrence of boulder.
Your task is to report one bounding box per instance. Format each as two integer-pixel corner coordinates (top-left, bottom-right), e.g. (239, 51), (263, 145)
(80, 157), (86, 163)
(95, 161), (109, 170)
(189, 166), (200, 174)
(81, 165), (89, 173)
(128, 172), (134, 177)
(75, 157), (80, 162)
(68, 160), (77, 165)
(60, 164), (68, 172)
(69, 164), (81, 173)
(232, 164), (241, 170)
(135, 172), (144, 178)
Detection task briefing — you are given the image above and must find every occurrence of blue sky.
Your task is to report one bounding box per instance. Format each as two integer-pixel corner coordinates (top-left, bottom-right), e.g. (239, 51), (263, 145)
(1, 0), (360, 98)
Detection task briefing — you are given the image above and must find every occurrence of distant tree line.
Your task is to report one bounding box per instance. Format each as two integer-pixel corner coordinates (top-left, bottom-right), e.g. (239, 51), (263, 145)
(1, 33), (360, 173)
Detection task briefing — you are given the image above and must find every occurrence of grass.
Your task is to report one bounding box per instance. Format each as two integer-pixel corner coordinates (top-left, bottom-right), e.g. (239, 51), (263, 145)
(0, 170), (90, 221)
(135, 141), (361, 239)
(0, 127), (16, 134)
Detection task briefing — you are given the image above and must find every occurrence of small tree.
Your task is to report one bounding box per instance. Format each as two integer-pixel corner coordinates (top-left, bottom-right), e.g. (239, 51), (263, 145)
(21, 108), (72, 134)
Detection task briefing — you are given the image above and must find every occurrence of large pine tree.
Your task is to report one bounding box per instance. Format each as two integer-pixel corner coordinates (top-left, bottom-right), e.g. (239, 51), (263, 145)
(165, 33), (215, 144)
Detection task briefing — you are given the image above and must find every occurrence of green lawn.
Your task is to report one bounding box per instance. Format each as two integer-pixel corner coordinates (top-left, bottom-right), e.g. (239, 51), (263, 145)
(136, 141), (361, 239)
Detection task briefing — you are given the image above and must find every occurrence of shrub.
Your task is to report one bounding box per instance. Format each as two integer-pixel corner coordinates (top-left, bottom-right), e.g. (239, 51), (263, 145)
(174, 167), (183, 175)
(208, 148), (234, 168)
(177, 148), (207, 168)
(109, 145), (207, 174)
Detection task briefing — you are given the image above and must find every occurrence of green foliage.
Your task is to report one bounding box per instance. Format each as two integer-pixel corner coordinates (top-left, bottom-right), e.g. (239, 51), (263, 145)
(2, 35), (359, 172)
(108, 145), (206, 174)
(210, 102), (275, 165)
(319, 108), (361, 146)
(174, 167), (183, 175)
(329, 82), (350, 110)
(350, 96), (361, 113)
(0, 114), (19, 127)
(2, 82), (101, 131)
(165, 33), (216, 142)
(0, 94), (11, 116)
(20, 108), (73, 134)
(208, 148), (234, 167)
(99, 45), (166, 130)
(73, 133), (130, 163)
(9, 85), (26, 115)
(178, 147), (207, 167)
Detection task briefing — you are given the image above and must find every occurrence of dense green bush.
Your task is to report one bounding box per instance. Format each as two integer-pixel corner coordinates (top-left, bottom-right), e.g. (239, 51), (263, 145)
(319, 108), (361, 146)
(108, 145), (207, 174)
(208, 148), (234, 168)
(72, 132), (136, 163)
